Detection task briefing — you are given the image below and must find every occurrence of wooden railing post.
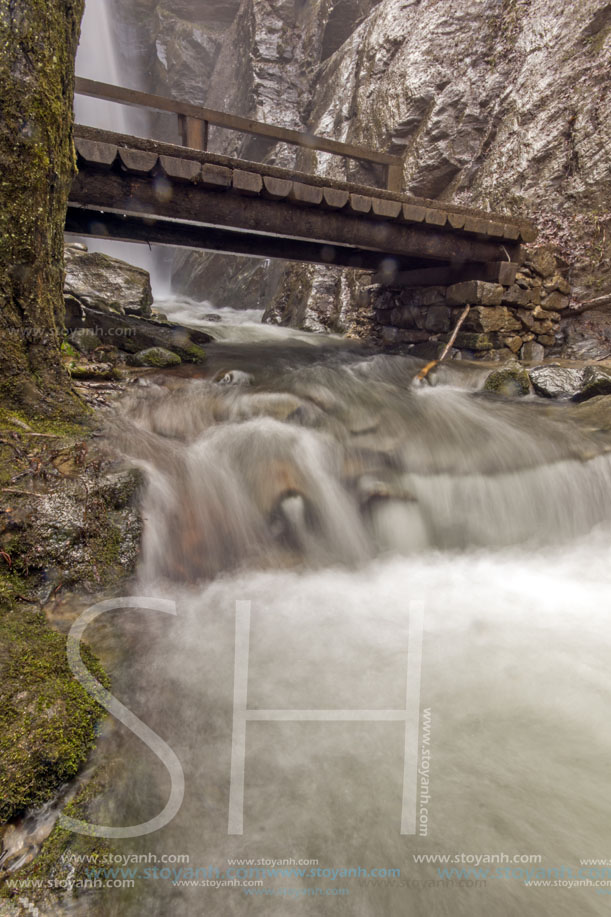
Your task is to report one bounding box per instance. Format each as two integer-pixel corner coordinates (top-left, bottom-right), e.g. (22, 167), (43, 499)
(178, 115), (208, 151)
(386, 162), (403, 192)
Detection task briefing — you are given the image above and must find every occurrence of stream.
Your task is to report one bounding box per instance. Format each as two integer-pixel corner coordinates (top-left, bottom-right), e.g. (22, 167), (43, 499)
(48, 299), (611, 917)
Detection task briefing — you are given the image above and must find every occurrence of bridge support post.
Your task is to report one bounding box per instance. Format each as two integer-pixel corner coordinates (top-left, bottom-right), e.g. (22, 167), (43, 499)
(178, 115), (209, 151)
(386, 162), (403, 192)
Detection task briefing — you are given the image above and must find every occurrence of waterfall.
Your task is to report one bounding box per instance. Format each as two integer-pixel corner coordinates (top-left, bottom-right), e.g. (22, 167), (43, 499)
(72, 0), (171, 298)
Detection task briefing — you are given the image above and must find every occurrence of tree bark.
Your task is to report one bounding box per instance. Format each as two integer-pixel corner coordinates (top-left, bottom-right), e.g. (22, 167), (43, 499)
(0, 0), (84, 414)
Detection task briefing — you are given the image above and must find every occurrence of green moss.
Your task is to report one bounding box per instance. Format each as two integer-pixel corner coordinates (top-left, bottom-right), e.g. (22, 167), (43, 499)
(0, 759), (115, 901)
(0, 406), (90, 438)
(0, 0), (86, 414)
(61, 340), (79, 359)
(0, 602), (109, 823)
(69, 364), (123, 381)
(483, 366), (531, 397)
(183, 344), (207, 363)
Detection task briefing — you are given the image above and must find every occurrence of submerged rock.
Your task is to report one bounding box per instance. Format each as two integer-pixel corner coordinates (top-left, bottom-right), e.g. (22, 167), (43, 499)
(215, 370), (254, 386)
(64, 246), (153, 317)
(529, 365), (584, 399)
(573, 365), (611, 402)
(483, 365), (531, 397)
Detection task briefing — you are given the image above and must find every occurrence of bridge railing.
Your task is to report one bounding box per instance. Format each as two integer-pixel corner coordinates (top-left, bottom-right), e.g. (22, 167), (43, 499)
(74, 77), (404, 192)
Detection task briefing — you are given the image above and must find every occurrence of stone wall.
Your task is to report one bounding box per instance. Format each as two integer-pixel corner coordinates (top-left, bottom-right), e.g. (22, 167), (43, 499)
(371, 248), (571, 361)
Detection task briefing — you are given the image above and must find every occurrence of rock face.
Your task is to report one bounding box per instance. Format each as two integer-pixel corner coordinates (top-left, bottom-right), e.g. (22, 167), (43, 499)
(114, 0), (610, 336)
(64, 245), (153, 317)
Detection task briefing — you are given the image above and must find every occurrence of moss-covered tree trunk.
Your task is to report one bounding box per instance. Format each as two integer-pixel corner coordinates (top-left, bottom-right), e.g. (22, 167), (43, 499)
(0, 0), (84, 413)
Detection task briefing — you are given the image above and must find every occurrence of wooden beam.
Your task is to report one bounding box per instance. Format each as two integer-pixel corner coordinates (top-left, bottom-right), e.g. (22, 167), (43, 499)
(372, 260), (521, 286)
(74, 77), (401, 168)
(65, 206), (430, 271)
(69, 167), (523, 265)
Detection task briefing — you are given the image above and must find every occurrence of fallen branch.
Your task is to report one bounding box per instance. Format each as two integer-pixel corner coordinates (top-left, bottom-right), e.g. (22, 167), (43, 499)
(415, 304), (471, 383)
(568, 293), (611, 315)
(1, 430), (67, 438)
(0, 487), (45, 499)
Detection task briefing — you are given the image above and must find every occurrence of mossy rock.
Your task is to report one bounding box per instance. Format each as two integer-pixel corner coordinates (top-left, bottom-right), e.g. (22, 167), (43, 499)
(0, 600), (108, 823)
(69, 362), (123, 381)
(483, 365), (531, 397)
(131, 347), (182, 368)
(573, 366), (611, 402)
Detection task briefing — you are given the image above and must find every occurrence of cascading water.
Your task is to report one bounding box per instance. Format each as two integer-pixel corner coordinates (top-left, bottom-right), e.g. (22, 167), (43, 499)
(71, 0), (171, 297)
(35, 333), (611, 917)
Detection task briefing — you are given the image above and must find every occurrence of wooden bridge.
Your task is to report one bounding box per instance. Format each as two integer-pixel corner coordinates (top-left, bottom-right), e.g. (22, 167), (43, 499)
(68, 79), (536, 283)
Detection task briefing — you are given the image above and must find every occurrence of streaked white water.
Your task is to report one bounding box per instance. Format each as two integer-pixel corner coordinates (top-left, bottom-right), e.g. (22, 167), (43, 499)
(156, 296), (343, 344)
(5, 338), (609, 915)
(68, 344), (611, 917)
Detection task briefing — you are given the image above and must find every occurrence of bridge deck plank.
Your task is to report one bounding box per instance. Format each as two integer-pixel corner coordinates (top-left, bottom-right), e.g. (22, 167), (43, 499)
(118, 149), (158, 174)
(75, 138), (118, 167)
(159, 156), (201, 182)
(233, 170), (263, 196)
(201, 163), (232, 189)
(74, 125), (536, 243)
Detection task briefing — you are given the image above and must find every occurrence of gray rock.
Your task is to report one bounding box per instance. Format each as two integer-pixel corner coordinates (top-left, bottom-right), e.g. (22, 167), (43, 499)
(68, 328), (101, 354)
(131, 347), (182, 368)
(520, 341), (545, 362)
(64, 246), (153, 317)
(483, 365), (531, 397)
(529, 365), (584, 398)
(65, 305), (210, 363)
(573, 366), (611, 402)
(446, 282), (503, 307)
(527, 248), (557, 278)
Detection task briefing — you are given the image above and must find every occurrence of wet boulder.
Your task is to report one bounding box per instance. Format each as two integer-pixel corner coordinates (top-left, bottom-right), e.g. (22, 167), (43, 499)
(529, 365), (584, 399)
(64, 244), (153, 317)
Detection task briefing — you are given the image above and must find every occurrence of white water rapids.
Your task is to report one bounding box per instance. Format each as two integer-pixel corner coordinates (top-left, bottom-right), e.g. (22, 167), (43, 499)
(43, 329), (609, 917)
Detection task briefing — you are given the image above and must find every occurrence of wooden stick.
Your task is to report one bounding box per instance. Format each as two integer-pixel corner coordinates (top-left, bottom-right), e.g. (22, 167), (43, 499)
(415, 304), (471, 382)
(1, 488), (45, 499)
(568, 293), (611, 315)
